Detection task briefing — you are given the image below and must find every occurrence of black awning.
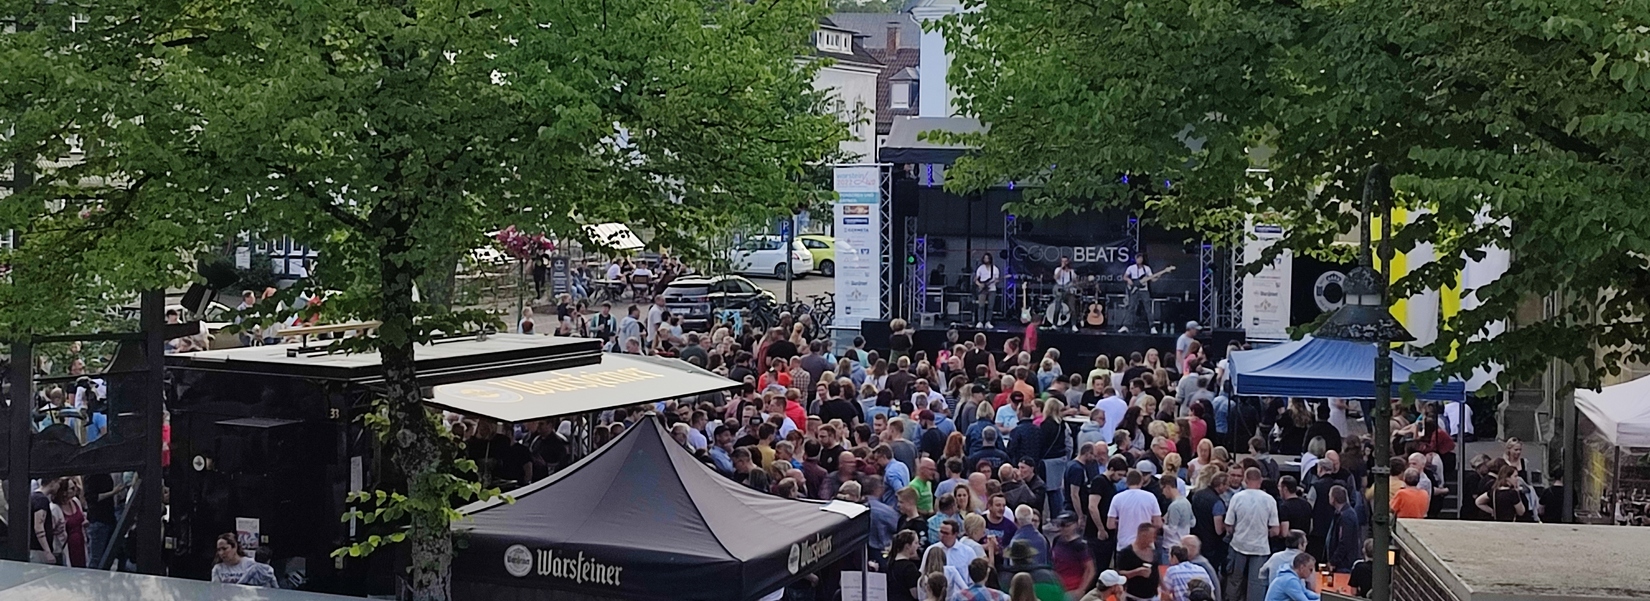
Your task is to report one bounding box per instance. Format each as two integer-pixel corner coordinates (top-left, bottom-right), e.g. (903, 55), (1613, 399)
(451, 416), (870, 601)
(878, 116), (985, 165)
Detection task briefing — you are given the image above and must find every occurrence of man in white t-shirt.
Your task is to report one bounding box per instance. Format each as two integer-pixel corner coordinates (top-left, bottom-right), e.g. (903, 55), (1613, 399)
(1096, 392), (1127, 444)
(604, 259), (623, 281)
(973, 254), (1001, 328)
(1123, 254), (1153, 287)
(1224, 467), (1281, 601)
(1121, 254), (1154, 329)
(1439, 400), (1474, 439)
(1107, 469), (1164, 550)
(1052, 256), (1078, 330)
(645, 296), (667, 343)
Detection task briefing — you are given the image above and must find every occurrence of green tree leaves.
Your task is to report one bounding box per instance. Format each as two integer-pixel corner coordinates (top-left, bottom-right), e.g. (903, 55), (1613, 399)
(3, 0), (841, 597)
(938, 0), (1650, 390)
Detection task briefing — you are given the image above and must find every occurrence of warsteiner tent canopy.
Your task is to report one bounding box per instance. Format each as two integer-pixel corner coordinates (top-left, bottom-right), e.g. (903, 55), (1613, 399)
(451, 415), (870, 601)
(1229, 336), (1465, 401)
(1575, 375), (1650, 448)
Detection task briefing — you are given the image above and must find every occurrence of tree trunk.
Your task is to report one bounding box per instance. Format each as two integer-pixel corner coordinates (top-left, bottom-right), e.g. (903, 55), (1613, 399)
(378, 236), (451, 601)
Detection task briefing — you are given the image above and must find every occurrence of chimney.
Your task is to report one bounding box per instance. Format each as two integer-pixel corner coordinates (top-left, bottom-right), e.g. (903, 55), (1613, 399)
(886, 24), (899, 54)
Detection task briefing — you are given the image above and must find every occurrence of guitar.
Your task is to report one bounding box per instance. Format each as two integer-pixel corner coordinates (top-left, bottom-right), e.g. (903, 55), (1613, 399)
(1084, 302), (1106, 327)
(1126, 265), (1176, 294)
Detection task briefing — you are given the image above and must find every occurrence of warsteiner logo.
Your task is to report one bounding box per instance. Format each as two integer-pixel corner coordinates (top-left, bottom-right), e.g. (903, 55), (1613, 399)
(504, 545), (533, 577)
(787, 536), (833, 574)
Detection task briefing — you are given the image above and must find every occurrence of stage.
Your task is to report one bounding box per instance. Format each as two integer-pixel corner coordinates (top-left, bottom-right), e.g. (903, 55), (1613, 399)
(858, 319), (1245, 378)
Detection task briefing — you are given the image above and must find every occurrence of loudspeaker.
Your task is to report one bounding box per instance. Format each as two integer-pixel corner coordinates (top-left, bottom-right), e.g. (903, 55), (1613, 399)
(181, 284), (211, 315)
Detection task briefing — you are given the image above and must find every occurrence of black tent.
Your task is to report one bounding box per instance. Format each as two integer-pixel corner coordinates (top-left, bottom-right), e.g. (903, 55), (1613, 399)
(451, 415), (870, 601)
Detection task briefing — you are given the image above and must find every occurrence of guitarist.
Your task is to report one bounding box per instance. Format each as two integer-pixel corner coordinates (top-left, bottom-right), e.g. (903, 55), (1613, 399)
(1051, 255), (1078, 331)
(973, 252), (1001, 329)
(1121, 253), (1155, 330)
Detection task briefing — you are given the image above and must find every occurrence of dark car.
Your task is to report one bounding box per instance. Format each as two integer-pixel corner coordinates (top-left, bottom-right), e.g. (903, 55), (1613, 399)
(661, 274), (773, 331)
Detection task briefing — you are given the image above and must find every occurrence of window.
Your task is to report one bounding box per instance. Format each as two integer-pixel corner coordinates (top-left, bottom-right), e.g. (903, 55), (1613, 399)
(732, 279), (756, 294)
(803, 239), (826, 249)
(817, 30), (851, 54)
(891, 82), (910, 109)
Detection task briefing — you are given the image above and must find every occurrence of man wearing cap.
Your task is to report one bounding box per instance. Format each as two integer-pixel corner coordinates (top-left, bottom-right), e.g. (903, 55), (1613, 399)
(1001, 539), (1065, 601)
(1082, 570), (1128, 601)
(1049, 512), (1093, 600)
(1176, 322), (1201, 368)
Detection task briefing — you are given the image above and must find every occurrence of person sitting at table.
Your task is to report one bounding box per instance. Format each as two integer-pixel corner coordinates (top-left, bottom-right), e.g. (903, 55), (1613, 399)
(605, 258), (623, 281)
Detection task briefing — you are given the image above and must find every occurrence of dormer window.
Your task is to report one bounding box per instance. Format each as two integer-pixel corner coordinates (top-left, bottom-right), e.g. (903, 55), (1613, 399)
(817, 29), (852, 54)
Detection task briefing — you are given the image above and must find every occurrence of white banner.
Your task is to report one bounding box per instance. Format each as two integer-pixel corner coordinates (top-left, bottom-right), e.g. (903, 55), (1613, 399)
(833, 166), (883, 327)
(1242, 219), (1292, 340)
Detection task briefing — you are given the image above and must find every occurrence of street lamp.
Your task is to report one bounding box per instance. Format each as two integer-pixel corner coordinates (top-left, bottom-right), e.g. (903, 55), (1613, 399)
(1313, 164), (1410, 601)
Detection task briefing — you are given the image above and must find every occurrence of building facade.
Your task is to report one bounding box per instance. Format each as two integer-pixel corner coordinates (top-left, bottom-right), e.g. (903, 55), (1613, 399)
(808, 20), (884, 162)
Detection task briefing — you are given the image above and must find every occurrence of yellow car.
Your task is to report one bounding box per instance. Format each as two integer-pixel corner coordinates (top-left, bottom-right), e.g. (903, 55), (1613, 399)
(798, 234), (836, 277)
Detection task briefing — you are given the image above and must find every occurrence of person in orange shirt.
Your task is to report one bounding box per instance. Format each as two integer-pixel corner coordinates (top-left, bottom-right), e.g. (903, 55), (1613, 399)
(1391, 468), (1431, 519)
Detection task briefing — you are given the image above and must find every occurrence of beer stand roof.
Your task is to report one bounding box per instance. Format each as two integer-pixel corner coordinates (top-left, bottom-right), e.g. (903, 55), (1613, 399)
(450, 415), (870, 601)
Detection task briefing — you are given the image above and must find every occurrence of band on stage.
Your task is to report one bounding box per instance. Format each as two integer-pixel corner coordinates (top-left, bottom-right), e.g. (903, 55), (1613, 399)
(960, 253), (1177, 333)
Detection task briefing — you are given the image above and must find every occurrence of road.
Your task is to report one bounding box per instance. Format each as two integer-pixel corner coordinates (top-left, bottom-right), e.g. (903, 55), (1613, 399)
(753, 274), (834, 305)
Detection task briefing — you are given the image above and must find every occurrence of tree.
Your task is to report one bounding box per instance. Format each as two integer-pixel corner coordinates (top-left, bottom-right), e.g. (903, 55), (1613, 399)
(935, 0), (1650, 390)
(1, 0), (844, 598)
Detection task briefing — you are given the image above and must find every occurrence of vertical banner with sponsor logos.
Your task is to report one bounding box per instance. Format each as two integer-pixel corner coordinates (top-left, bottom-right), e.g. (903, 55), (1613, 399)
(1242, 218), (1292, 340)
(833, 166), (883, 326)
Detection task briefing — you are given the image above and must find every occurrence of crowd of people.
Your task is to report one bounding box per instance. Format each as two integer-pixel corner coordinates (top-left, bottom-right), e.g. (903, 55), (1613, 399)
(551, 315), (1561, 601)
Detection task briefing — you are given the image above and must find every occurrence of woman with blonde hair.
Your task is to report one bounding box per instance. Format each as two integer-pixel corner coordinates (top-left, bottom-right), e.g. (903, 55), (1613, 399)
(1161, 453), (1188, 495)
(889, 318), (914, 360)
(1188, 437), (1216, 475)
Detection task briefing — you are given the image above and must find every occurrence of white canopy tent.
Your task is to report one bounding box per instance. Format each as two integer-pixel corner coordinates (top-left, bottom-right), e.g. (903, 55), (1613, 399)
(1574, 375), (1650, 448)
(584, 222), (645, 252)
(1572, 375), (1650, 525)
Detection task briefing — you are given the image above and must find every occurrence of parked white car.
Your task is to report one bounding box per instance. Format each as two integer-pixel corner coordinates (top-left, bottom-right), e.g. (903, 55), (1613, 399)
(729, 236), (814, 278)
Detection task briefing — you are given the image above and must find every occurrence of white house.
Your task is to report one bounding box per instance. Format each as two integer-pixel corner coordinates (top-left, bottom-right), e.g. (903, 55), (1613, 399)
(806, 20), (884, 162)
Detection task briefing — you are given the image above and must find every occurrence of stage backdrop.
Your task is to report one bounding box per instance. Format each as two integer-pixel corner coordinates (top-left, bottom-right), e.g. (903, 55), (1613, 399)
(1006, 233), (1135, 283)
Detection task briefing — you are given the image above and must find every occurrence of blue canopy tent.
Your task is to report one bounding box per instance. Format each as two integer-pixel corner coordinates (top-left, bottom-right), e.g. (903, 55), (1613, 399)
(1229, 336), (1465, 401)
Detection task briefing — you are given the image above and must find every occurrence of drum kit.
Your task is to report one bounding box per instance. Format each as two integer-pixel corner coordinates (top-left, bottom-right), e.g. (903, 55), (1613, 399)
(1015, 274), (1122, 330)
